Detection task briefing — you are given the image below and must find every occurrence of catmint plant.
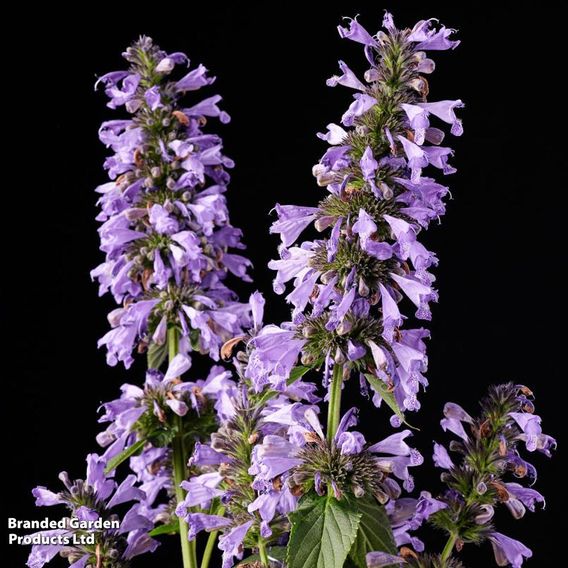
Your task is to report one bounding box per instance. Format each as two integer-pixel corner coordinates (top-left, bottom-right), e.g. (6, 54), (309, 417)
(28, 37), (254, 568)
(250, 11), (463, 435)
(24, 12), (556, 568)
(378, 383), (555, 568)
(28, 454), (158, 568)
(92, 36), (251, 370)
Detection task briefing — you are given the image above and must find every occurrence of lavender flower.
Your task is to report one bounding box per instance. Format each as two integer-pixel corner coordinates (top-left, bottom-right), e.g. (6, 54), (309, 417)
(249, 11), (463, 420)
(92, 37), (251, 369)
(28, 454), (157, 568)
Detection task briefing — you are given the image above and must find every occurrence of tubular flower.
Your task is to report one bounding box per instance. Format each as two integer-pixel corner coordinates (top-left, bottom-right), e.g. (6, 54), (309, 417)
(28, 454), (158, 568)
(254, 12), (463, 417)
(92, 37), (251, 369)
(96, 356), (238, 528)
(389, 383), (555, 566)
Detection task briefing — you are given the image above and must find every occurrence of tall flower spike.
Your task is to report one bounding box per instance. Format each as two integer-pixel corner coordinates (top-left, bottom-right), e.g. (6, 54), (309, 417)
(389, 383), (555, 567)
(28, 454), (158, 568)
(92, 36), (251, 369)
(253, 12), (463, 421)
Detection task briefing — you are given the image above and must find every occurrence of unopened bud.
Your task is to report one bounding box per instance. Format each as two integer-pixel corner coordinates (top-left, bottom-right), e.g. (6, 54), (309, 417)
(352, 485), (365, 498)
(156, 57), (175, 74)
(151, 166), (161, 178)
(302, 326), (317, 338)
(336, 319), (352, 336)
(378, 181), (393, 199)
(301, 353), (315, 366)
(358, 277), (370, 297)
(409, 77), (429, 96)
(364, 68), (380, 82)
(334, 347), (346, 364)
(320, 270), (336, 284)
(314, 216), (335, 232)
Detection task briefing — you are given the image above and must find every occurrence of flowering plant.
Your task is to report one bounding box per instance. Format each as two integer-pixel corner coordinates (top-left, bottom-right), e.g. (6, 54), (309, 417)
(25, 11), (555, 568)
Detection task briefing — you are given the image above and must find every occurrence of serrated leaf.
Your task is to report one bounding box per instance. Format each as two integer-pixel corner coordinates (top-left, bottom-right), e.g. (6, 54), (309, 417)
(287, 493), (361, 568)
(364, 374), (417, 429)
(348, 496), (397, 568)
(148, 520), (179, 536)
(237, 546), (286, 566)
(147, 341), (167, 370)
(104, 439), (146, 474)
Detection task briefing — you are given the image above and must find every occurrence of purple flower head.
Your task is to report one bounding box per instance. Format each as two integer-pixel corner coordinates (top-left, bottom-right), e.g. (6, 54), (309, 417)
(28, 454), (157, 567)
(260, 12), (462, 423)
(92, 37), (252, 369)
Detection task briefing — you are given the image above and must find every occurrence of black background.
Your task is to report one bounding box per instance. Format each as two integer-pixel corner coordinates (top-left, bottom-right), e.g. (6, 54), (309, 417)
(3, 2), (564, 566)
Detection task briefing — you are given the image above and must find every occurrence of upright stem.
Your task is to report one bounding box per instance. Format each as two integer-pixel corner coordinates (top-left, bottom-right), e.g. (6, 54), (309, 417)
(258, 538), (270, 567)
(440, 532), (458, 564)
(168, 327), (197, 568)
(326, 364), (344, 443)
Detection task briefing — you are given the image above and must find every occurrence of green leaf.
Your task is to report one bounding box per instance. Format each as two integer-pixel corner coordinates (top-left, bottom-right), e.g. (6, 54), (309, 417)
(288, 365), (311, 383)
(148, 520), (180, 537)
(348, 496), (397, 568)
(287, 493), (361, 568)
(104, 439), (145, 474)
(237, 546), (286, 566)
(147, 341), (167, 370)
(364, 374), (417, 430)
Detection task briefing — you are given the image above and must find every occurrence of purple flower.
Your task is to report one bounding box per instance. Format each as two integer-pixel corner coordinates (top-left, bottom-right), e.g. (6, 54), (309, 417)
(270, 204), (319, 247)
(432, 442), (454, 469)
(218, 520), (254, 568)
(337, 17), (379, 47)
(246, 325), (306, 391)
(92, 37), (252, 369)
(440, 402), (473, 440)
(185, 513), (231, 541)
(489, 532), (532, 568)
(28, 454), (157, 567)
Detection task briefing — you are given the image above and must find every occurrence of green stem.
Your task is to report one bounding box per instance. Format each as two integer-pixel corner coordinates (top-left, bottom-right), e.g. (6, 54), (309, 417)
(326, 364), (344, 443)
(201, 506), (225, 568)
(258, 538), (270, 567)
(168, 327), (197, 568)
(440, 532), (458, 564)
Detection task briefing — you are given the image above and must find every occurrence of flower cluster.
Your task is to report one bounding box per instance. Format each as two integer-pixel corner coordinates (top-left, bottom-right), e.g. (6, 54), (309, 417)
(175, 293), (319, 567)
(92, 36), (251, 369)
(96, 355), (238, 527)
(251, 407), (423, 500)
(247, 13), (462, 420)
(28, 454), (157, 568)
(386, 383), (556, 567)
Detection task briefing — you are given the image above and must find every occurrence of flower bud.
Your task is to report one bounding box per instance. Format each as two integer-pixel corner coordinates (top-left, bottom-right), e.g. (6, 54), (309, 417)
(358, 277), (370, 297)
(334, 347), (346, 364)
